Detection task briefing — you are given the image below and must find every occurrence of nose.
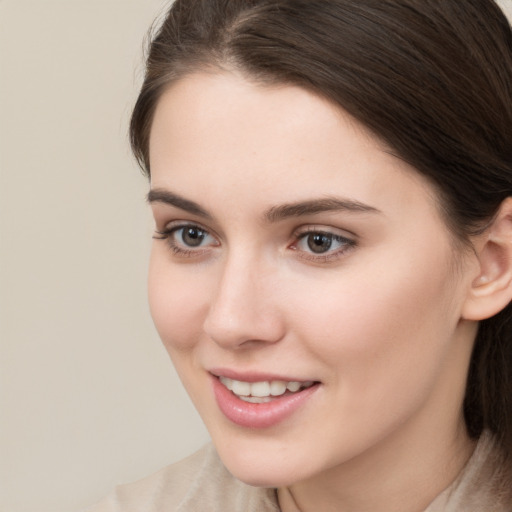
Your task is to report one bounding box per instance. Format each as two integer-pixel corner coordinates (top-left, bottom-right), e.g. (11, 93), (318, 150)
(203, 254), (286, 350)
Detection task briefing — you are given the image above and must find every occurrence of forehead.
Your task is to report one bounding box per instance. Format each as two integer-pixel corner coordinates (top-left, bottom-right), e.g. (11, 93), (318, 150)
(152, 73), (342, 149)
(150, 70), (381, 157)
(149, 71), (441, 223)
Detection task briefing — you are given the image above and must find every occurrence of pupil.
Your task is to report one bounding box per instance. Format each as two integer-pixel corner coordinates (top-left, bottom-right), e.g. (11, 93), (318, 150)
(307, 233), (332, 253)
(183, 227), (205, 247)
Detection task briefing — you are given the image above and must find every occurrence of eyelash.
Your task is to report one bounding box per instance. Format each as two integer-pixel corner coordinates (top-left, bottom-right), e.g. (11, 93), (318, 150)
(291, 227), (356, 263)
(153, 223), (356, 262)
(153, 223), (218, 258)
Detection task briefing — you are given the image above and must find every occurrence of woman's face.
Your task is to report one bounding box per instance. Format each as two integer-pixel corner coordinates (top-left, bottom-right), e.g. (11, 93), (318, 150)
(148, 72), (478, 487)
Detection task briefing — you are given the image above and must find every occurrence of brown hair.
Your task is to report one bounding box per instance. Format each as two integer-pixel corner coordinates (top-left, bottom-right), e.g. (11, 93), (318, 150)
(131, 0), (512, 466)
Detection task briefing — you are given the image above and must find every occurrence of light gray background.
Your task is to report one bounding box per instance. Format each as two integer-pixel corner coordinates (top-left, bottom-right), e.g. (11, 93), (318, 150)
(1, 1), (511, 511)
(0, 2), (209, 511)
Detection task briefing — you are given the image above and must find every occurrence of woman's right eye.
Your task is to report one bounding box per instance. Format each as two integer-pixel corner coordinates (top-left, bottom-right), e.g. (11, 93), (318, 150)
(153, 224), (219, 256)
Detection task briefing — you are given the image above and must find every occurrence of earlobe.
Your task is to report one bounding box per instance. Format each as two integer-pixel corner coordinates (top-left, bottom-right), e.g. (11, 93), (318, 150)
(462, 198), (512, 321)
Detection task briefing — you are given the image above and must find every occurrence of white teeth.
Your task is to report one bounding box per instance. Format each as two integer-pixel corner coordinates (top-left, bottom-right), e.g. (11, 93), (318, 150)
(251, 381), (270, 397)
(286, 381), (301, 392)
(240, 396), (273, 403)
(219, 377), (314, 399)
(219, 377), (233, 391)
(270, 380), (287, 396)
(230, 379), (251, 396)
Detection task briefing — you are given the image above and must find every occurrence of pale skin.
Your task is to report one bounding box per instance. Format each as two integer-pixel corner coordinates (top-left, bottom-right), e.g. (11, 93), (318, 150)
(147, 71), (512, 512)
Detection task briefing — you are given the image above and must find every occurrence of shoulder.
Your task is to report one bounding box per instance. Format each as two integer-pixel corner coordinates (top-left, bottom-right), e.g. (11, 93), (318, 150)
(85, 443), (279, 512)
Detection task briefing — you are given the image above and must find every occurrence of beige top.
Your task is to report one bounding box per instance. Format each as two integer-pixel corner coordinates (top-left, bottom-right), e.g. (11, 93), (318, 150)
(87, 433), (511, 511)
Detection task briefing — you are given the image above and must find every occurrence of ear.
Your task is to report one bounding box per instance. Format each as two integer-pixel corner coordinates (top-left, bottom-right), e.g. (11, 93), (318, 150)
(462, 198), (512, 321)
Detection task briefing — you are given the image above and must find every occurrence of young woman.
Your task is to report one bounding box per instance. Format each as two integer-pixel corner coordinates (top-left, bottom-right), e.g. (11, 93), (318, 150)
(90, 1), (512, 510)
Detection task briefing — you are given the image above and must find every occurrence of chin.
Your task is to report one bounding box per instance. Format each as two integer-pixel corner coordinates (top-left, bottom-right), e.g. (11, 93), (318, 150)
(211, 435), (313, 488)
(223, 458), (299, 488)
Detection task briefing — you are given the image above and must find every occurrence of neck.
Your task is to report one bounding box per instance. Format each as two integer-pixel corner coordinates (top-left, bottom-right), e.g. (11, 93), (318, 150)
(278, 417), (476, 512)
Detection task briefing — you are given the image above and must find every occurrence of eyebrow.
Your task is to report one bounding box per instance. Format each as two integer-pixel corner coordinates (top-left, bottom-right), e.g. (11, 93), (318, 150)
(265, 197), (381, 222)
(147, 188), (212, 219)
(147, 188), (381, 222)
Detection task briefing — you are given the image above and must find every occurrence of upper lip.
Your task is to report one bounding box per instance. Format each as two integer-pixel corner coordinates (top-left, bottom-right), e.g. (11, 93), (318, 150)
(209, 367), (318, 383)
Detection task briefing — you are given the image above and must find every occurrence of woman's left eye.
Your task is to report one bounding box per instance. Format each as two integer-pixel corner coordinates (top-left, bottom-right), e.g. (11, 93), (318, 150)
(293, 230), (355, 259)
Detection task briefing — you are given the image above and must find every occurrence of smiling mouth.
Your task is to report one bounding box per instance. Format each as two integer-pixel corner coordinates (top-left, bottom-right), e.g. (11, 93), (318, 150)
(219, 376), (316, 403)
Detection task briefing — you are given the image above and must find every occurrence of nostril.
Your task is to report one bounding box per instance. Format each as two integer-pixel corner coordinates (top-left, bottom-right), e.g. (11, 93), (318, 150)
(203, 306), (285, 349)
(203, 265), (286, 348)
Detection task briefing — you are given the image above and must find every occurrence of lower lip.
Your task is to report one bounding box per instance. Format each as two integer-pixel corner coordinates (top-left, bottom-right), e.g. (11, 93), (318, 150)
(211, 376), (320, 429)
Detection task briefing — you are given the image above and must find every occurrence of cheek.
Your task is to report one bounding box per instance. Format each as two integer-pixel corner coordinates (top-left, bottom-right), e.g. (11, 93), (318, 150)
(148, 248), (210, 354)
(288, 247), (460, 400)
